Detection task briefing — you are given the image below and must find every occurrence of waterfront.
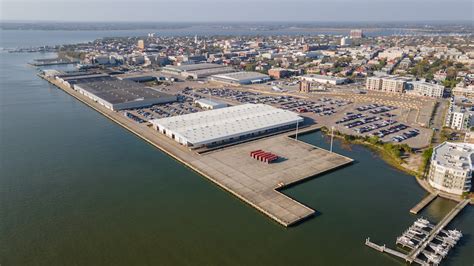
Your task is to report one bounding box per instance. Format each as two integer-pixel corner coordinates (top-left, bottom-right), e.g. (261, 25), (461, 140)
(0, 31), (473, 265)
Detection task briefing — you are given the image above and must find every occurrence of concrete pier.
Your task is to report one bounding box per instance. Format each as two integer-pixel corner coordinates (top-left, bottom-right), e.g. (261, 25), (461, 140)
(41, 74), (353, 227)
(410, 193), (438, 214)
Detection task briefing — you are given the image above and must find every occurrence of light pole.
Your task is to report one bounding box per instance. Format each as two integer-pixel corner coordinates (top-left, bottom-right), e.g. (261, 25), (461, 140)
(295, 119), (299, 141)
(330, 126), (334, 153)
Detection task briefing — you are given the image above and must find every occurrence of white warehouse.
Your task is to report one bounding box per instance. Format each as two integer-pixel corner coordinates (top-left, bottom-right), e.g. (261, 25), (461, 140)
(150, 104), (303, 148)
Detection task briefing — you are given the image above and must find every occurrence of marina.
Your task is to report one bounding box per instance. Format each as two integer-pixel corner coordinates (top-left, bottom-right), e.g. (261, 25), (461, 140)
(366, 199), (470, 265)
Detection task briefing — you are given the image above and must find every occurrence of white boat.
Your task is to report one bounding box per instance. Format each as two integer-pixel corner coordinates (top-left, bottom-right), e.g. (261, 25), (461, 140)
(414, 221), (428, 228)
(397, 236), (415, 246)
(408, 229), (424, 235)
(423, 251), (442, 264)
(447, 229), (462, 238)
(417, 218), (430, 224)
(429, 243), (448, 257)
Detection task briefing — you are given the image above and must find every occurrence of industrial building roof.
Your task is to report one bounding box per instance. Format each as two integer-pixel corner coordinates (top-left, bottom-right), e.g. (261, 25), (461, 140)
(151, 104), (302, 146)
(163, 63), (225, 72)
(432, 142), (474, 171)
(195, 98), (228, 108)
(211, 71), (270, 83)
(74, 78), (173, 105)
(302, 74), (347, 81)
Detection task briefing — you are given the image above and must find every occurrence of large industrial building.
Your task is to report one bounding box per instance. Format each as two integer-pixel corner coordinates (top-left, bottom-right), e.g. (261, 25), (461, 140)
(162, 63), (235, 79)
(72, 77), (176, 111)
(150, 104), (303, 148)
(209, 71), (271, 85)
(301, 74), (348, 85)
(428, 142), (473, 195)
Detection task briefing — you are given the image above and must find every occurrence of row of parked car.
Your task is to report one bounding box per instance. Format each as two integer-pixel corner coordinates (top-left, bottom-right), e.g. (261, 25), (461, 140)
(354, 120), (397, 134)
(373, 124), (409, 138)
(336, 113), (364, 124)
(124, 112), (145, 123)
(344, 116), (382, 129)
(392, 129), (420, 142)
(369, 106), (397, 114)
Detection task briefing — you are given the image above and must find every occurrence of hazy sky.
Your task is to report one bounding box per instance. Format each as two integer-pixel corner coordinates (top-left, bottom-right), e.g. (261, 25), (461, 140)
(1, 0), (473, 22)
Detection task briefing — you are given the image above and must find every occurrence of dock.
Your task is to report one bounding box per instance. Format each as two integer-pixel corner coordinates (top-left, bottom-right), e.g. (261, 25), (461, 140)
(365, 238), (428, 265)
(40, 74), (353, 227)
(406, 199), (470, 262)
(410, 193), (438, 214)
(366, 199), (470, 265)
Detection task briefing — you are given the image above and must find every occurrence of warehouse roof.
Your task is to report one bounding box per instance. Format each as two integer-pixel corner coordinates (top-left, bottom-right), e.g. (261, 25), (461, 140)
(74, 78), (173, 105)
(211, 71), (270, 82)
(302, 74), (347, 81)
(151, 104), (302, 146)
(163, 63), (225, 73)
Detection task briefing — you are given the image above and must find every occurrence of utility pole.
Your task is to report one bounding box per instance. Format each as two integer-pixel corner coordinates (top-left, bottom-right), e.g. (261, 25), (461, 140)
(330, 126), (334, 153)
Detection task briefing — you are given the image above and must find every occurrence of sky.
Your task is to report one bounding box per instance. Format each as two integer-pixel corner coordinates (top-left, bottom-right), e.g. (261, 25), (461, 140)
(0, 0), (473, 22)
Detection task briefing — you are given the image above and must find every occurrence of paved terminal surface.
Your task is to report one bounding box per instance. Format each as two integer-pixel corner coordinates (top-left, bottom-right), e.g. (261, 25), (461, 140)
(42, 75), (353, 226)
(193, 136), (353, 226)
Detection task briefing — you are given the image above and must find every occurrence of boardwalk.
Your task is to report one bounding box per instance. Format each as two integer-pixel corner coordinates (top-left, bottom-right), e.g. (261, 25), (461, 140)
(410, 193), (438, 214)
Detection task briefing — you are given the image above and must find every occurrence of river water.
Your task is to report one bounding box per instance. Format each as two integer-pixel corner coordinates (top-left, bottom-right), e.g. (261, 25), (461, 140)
(0, 29), (472, 265)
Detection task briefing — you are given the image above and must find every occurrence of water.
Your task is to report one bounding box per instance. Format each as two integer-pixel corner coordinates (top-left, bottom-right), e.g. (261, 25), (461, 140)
(0, 30), (472, 265)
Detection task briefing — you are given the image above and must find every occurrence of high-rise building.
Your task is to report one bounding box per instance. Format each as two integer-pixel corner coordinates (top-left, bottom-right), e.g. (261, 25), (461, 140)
(137, 40), (145, 51)
(350, 29), (363, 39)
(428, 142), (473, 195)
(299, 80), (311, 93)
(340, 36), (352, 46)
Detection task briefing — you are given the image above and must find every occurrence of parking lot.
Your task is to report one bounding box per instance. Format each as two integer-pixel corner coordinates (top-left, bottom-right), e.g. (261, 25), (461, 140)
(120, 85), (433, 148)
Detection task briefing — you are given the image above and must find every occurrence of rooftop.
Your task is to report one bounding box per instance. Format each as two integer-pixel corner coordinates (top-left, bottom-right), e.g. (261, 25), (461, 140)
(151, 104), (303, 146)
(163, 63), (225, 72)
(432, 142), (474, 171)
(211, 71), (270, 82)
(74, 78), (173, 105)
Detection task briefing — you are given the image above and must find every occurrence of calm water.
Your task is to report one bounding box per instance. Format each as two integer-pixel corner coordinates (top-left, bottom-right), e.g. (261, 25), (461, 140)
(0, 30), (472, 266)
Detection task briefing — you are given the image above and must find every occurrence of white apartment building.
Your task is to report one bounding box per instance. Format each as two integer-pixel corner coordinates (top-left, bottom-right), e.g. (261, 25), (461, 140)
(445, 99), (474, 131)
(366, 76), (409, 93)
(406, 81), (445, 98)
(428, 142), (473, 195)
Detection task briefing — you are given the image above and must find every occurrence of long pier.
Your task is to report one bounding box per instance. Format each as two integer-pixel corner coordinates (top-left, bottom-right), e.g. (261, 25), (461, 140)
(365, 238), (428, 265)
(406, 199), (470, 262)
(410, 193), (438, 214)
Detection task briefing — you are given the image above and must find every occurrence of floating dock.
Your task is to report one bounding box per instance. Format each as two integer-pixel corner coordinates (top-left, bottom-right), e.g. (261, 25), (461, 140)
(366, 199), (470, 265)
(40, 74), (353, 227)
(410, 193), (438, 214)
